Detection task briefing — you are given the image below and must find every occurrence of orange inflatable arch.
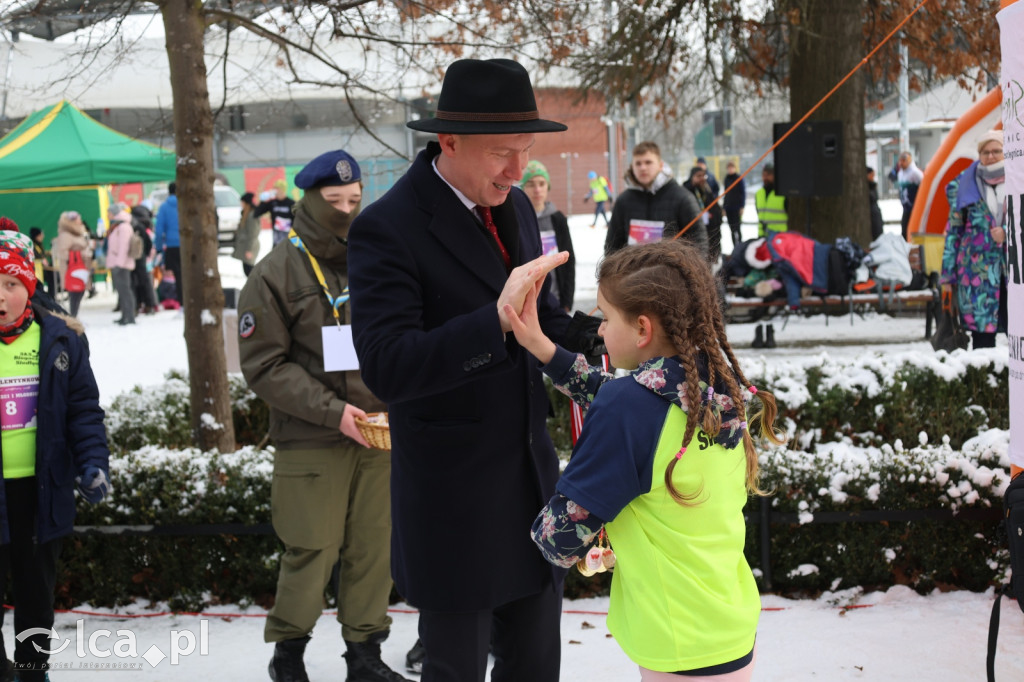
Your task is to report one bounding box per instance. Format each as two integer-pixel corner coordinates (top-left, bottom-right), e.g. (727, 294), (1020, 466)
(909, 87), (1003, 237)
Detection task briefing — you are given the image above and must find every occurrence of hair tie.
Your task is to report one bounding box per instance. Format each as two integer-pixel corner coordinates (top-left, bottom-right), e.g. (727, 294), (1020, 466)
(748, 385), (758, 395)
(675, 447), (686, 460)
(707, 386), (715, 399)
(740, 421), (747, 430)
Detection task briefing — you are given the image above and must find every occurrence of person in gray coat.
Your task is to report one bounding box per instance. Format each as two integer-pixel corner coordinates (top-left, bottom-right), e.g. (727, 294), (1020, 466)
(232, 192), (262, 277)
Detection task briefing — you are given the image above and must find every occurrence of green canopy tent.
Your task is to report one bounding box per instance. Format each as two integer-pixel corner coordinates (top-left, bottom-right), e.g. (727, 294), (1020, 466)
(0, 100), (175, 240)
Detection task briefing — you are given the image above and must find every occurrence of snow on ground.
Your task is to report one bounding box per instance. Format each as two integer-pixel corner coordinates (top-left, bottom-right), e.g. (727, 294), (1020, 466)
(62, 214), (1023, 680)
(13, 589), (1024, 680)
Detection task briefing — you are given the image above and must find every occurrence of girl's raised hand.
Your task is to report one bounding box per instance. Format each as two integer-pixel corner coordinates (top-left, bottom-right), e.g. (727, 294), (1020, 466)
(504, 278), (556, 364)
(497, 251), (569, 332)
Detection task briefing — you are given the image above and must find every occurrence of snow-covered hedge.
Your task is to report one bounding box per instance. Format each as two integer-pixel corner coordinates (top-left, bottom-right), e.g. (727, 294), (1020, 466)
(754, 429), (1010, 594)
(104, 370), (269, 453)
(67, 351), (1010, 608)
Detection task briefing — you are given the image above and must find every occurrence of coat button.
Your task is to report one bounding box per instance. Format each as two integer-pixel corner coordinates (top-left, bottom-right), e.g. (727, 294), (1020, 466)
(528, 432), (534, 445)
(463, 361), (472, 372)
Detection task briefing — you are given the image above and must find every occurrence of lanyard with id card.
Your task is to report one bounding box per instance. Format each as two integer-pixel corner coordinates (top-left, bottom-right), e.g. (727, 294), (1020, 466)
(288, 229), (359, 372)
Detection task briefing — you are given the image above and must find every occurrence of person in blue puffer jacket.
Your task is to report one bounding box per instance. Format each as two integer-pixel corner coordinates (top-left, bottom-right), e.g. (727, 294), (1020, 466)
(154, 182), (183, 304)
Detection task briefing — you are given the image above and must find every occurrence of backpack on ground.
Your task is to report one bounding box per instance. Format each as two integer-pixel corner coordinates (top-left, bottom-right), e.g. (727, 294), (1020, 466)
(128, 229), (144, 261)
(64, 249), (89, 293)
(986, 472), (1024, 680)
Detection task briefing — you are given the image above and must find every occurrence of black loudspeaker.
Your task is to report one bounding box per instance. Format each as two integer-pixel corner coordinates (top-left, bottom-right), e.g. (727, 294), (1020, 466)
(772, 121), (843, 197)
(223, 287), (239, 309)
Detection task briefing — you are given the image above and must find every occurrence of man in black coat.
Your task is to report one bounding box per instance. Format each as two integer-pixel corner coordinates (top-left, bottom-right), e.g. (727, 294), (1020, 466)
(722, 160), (747, 252)
(349, 59), (574, 682)
(604, 141), (707, 258)
(683, 165), (725, 263)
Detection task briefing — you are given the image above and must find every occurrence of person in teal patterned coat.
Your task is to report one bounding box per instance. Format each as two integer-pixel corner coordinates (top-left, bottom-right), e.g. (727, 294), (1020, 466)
(941, 130), (1008, 349)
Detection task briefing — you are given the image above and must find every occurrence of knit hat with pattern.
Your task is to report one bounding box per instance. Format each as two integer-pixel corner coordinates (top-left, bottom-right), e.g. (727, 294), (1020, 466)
(0, 225), (37, 297)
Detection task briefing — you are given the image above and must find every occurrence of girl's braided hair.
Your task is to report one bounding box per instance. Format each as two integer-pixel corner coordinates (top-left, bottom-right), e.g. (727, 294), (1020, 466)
(597, 240), (785, 504)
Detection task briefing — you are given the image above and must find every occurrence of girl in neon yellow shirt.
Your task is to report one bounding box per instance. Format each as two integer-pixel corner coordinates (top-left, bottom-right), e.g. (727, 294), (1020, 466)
(504, 239), (784, 680)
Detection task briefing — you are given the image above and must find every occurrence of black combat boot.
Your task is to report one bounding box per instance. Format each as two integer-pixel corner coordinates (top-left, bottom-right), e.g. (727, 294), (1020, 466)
(269, 636), (311, 682)
(405, 638), (425, 674)
(344, 631), (412, 682)
(765, 323), (777, 349)
(752, 324), (765, 348)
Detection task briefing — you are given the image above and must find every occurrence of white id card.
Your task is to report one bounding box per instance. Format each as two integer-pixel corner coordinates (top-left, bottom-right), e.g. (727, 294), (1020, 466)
(322, 325), (360, 371)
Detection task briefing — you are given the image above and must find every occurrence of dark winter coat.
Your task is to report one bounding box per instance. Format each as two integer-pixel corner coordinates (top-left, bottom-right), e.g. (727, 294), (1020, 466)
(684, 176), (724, 261)
(0, 305), (109, 545)
(604, 168), (707, 258)
(348, 142), (572, 612)
(722, 172), (746, 212)
(536, 201), (575, 310)
(868, 180), (884, 241)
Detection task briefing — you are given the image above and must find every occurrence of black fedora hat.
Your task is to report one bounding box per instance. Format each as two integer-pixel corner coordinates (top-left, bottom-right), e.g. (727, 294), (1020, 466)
(407, 59), (567, 135)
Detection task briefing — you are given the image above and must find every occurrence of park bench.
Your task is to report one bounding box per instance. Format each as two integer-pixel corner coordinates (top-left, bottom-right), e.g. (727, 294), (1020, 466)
(724, 243), (940, 338)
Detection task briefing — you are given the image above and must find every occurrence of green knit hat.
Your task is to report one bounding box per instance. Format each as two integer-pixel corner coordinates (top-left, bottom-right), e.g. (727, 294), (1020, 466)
(520, 160), (550, 187)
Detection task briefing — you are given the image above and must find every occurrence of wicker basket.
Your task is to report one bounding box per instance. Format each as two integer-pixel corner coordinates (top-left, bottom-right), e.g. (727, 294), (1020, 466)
(355, 412), (391, 451)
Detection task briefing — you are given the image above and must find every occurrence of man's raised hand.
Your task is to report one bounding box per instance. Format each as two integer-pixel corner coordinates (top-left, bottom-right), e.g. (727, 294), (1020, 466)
(496, 251), (569, 333)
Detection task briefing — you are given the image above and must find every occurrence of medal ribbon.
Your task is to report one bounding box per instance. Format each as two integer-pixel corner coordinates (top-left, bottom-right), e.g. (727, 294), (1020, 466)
(288, 229), (349, 325)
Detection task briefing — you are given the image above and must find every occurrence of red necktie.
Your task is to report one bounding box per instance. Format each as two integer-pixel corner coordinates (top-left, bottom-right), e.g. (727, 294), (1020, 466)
(477, 205), (511, 270)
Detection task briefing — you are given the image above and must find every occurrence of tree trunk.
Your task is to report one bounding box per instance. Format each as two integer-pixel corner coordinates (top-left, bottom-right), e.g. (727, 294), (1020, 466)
(161, 0), (236, 452)
(785, 0), (869, 246)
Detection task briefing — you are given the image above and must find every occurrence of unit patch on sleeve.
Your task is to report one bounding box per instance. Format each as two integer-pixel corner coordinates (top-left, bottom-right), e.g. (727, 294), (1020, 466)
(239, 311), (257, 339)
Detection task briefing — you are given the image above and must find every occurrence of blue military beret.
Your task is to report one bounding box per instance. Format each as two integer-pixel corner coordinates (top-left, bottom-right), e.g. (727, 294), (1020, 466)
(294, 150), (362, 190)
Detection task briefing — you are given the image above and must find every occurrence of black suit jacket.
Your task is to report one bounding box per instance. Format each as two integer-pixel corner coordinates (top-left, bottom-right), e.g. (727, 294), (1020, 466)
(348, 143), (570, 611)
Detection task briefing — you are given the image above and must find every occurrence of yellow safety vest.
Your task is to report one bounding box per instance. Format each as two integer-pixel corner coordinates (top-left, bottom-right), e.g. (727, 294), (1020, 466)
(755, 188), (788, 236)
(604, 406), (759, 672)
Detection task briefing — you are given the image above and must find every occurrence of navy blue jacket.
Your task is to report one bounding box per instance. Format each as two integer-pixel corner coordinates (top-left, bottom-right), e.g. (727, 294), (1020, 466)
(349, 143), (571, 611)
(722, 173), (746, 212)
(0, 305), (109, 545)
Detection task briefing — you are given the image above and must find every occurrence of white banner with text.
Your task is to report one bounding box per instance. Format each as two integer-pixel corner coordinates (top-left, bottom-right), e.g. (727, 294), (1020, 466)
(999, 1), (1024, 470)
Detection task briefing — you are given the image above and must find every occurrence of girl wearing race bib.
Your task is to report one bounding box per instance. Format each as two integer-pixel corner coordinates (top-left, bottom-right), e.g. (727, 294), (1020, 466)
(505, 239), (784, 681)
(0, 225), (109, 682)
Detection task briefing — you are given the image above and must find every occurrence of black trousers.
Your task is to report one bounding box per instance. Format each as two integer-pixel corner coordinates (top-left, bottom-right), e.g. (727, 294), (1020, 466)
(726, 209), (743, 252)
(163, 246), (183, 303)
(0, 477), (63, 680)
(418, 586), (561, 682)
(132, 257), (157, 309)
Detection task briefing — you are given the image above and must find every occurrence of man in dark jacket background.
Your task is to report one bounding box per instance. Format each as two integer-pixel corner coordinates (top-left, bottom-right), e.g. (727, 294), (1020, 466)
(349, 59), (576, 682)
(604, 141), (706, 258)
(683, 165), (724, 263)
(722, 160), (746, 252)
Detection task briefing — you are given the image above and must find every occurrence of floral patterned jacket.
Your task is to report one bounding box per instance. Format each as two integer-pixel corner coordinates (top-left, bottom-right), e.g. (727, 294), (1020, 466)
(530, 348), (747, 568)
(941, 162), (1006, 333)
